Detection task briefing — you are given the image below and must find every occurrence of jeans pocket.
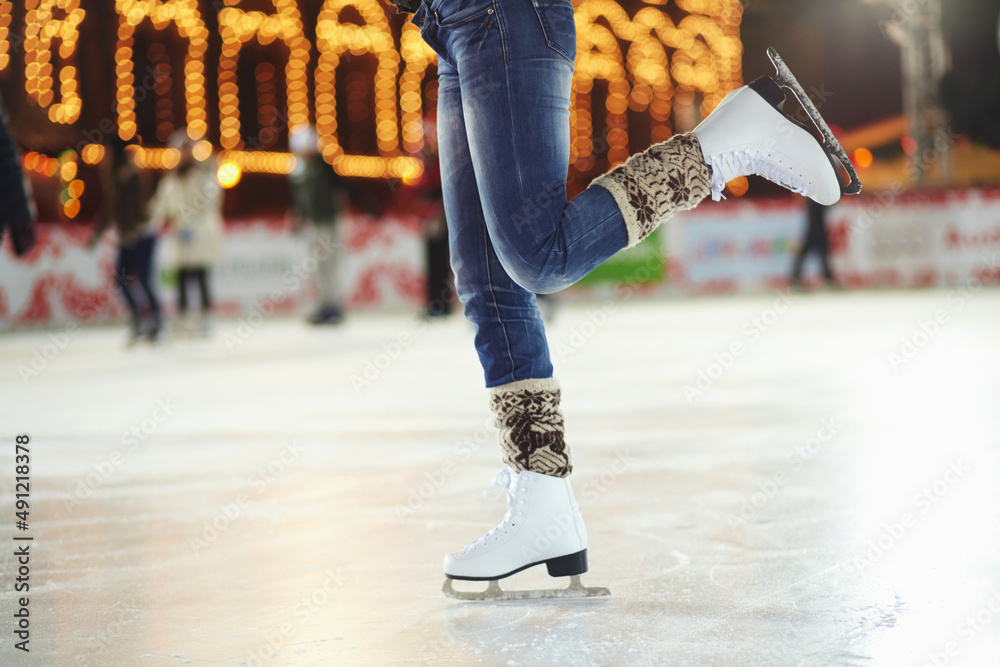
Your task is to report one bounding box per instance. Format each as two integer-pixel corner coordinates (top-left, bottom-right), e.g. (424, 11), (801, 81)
(531, 0), (576, 63)
(430, 0), (494, 27)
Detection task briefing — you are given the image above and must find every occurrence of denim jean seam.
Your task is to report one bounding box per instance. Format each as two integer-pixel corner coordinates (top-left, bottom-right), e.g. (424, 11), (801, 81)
(498, 60), (536, 281)
(530, 0), (575, 64)
(482, 224), (517, 382)
(437, 7), (493, 28)
(562, 208), (625, 257)
(492, 0), (510, 62)
(494, 3), (533, 262)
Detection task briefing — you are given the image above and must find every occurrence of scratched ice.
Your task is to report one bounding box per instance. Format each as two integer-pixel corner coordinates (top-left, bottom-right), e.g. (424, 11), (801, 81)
(0, 290), (998, 666)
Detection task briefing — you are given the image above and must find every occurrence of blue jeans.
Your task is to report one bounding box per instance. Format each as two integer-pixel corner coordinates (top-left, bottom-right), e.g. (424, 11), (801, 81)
(415, 0), (628, 387)
(115, 232), (161, 332)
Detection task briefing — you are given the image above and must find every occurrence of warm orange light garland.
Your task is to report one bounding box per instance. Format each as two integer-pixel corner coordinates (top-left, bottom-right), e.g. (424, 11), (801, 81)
(17, 1), (740, 185)
(24, 0), (84, 124)
(399, 23), (438, 154)
(218, 0), (310, 149)
(315, 0), (399, 158)
(115, 0), (209, 141)
(572, 0), (742, 170)
(0, 1), (14, 71)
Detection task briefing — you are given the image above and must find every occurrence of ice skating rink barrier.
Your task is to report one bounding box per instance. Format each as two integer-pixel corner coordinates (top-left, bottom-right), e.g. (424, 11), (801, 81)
(2, 188), (999, 330)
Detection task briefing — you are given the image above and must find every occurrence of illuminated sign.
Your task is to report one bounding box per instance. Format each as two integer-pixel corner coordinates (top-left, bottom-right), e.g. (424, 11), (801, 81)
(5, 0), (742, 185)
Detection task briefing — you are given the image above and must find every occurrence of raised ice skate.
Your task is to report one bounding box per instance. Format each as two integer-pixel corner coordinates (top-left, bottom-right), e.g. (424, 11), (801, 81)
(442, 469), (610, 601)
(693, 47), (862, 205)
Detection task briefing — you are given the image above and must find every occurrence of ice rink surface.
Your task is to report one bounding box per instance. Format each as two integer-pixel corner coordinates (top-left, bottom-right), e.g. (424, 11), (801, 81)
(1, 289), (999, 666)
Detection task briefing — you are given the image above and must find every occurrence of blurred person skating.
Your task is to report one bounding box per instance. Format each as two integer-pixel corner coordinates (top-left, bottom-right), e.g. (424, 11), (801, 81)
(423, 201), (453, 319)
(290, 126), (349, 326)
(148, 129), (224, 337)
(397, 0), (861, 600)
(419, 118), (454, 320)
(0, 90), (36, 256)
(791, 199), (837, 289)
(89, 136), (161, 345)
(384, 115), (455, 319)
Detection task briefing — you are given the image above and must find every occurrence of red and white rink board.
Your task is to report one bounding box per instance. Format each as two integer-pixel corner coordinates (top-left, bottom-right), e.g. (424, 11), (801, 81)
(0, 214), (426, 330)
(664, 187), (1000, 293)
(2, 188), (999, 330)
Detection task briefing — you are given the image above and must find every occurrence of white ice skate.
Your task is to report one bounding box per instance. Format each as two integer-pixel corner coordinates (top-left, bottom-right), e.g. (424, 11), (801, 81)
(694, 47), (862, 206)
(442, 469), (610, 601)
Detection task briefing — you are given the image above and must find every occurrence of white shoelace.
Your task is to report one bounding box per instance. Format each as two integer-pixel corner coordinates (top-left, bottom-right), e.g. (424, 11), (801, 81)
(461, 469), (525, 554)
(708, 149), (810, 201)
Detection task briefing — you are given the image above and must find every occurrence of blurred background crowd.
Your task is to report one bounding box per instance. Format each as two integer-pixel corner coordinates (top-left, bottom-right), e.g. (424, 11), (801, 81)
(1, 0), (998, 339)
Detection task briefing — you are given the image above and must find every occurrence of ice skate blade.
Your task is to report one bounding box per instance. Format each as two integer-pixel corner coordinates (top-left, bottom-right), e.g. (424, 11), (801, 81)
(766, 46), (862, 197)
(442, 576), (611, 601)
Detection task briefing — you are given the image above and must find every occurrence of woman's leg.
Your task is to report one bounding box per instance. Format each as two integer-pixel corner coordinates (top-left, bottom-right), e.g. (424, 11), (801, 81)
(425, 0), (709, 296)
(438, 58), (572, 477)
(421, 0), (852, 592)
(177, 268), (190, 315)
(437, 60), (552, 389)
(115, 244), (141, 333)
(312, 224), (340, 312)
(195, 267), (211, 314)
(422, 0), (849, 299)
(441, 0), (627, 294)
(425, 0), (588, 591)
(424, 222), (451, 316)
(133, 234), (162, 337)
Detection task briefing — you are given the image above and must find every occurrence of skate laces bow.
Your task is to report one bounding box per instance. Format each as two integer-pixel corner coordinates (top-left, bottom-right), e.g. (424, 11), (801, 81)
(483, 468), (513, 501)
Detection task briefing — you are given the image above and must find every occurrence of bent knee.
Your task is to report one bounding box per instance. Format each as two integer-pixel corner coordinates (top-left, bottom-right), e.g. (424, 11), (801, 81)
(503, 259), (567, 295)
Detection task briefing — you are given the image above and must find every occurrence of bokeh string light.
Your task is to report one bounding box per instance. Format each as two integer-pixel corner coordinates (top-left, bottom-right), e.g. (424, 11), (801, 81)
(572, 0), (742, 171)
(399, 23), (437, 154)
(80, 143), (105, 165)
(218, 0), (310, 150)
(58, 149), (83, 218)
(132, 145), (180, 170)
(24, 0), (84, 124)
(15, 1), (740, 189)
(115, 0), (209, 141)
(0, 1), (13, 71)
(21, 151), (60, 178)
(315, 0), (400, 160)
(149, 42), (174, 143)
